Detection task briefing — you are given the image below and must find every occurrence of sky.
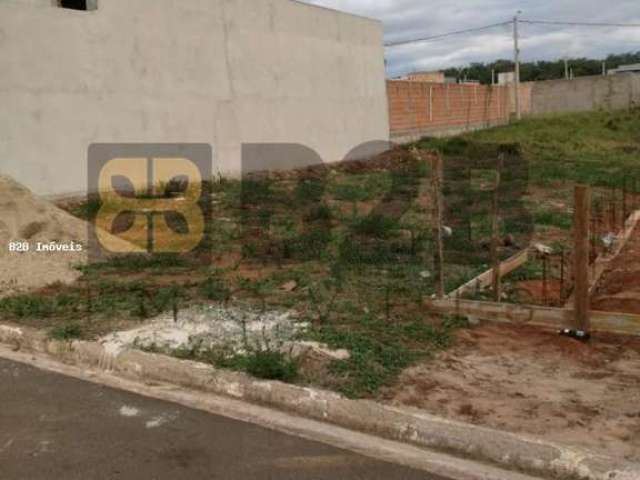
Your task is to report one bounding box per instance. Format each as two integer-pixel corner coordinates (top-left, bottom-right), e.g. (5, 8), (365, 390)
(300, 0), (640, 77)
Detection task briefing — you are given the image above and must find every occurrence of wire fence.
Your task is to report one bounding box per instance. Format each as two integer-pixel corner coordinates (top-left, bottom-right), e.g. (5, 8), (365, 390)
(509, 181), (640, 307)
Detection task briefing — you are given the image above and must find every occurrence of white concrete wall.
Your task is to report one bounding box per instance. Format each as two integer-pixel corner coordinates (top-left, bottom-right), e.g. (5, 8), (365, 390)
(0, 0), (389, 196)
(529, 73), (640, 115)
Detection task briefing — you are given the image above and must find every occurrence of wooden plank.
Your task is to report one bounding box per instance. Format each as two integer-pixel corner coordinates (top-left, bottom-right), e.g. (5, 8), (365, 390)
(428, 297), (569, 329)
(573, 185), (591, 332)
(447, 249), (529, 298)
(425, 297), (640, 336)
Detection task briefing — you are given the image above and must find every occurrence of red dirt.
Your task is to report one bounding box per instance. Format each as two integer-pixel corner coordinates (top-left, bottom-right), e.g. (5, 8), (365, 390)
(591, 221), (640, 314)
(381, 323), (640, 461)
(516, 279), (563, 306)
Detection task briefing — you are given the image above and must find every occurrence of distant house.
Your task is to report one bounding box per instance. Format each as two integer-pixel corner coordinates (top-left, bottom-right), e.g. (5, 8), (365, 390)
(498, 72), (516, 85)
(404, 71), (446, 83)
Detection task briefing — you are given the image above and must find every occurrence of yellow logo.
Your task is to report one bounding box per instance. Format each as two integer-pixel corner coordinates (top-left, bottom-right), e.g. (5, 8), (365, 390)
(95, 157), (205, 253)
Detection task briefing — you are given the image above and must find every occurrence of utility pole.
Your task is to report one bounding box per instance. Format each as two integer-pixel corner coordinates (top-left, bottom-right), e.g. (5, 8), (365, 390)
(513, 12), (522, 120)
(602, 61), (607, 76)
(564, 57), (569, 80)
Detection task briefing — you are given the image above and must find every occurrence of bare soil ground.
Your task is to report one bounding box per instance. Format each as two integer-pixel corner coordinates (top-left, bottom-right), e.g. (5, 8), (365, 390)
(515, 279), (563, 306)
(592, 221), (640, 314)
(381, 323), (640, 461)
(2, 142), (638, 461)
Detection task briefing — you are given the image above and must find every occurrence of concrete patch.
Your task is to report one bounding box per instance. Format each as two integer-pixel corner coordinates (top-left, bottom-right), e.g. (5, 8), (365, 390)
(119, 405), (140, 418)
(145, 413), (178, 429)
(99, 305), (348, 361)
(100, 305), (303, 355)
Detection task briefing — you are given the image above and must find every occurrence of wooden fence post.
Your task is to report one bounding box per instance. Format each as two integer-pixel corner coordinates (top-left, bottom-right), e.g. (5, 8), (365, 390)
(560, 247), (566, 301)
(431, 155), (445, 298)
(574, 185), (591, 333)
(491, 155), (504, 302)
(542, 255), (548, 306)
(623, 178), (628, 225)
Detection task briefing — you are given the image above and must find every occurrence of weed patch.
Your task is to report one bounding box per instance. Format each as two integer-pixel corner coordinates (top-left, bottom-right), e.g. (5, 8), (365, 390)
(0, 295), (59, 318)
(306, 315), (467, 398)
(49, 323), (83, 341)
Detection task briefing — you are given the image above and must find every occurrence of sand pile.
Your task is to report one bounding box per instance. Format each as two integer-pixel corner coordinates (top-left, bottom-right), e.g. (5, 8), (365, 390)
(0, 175), (134, 298)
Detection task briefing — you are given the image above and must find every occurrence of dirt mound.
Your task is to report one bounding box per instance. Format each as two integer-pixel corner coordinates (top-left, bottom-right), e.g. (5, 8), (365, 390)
(0, 176), (133, 298)
(381, 323), (640, 461)
(248, 146), (436, 181)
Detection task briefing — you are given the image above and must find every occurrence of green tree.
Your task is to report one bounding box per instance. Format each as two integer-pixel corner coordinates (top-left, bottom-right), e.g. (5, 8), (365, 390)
(442, 51), (640, 84)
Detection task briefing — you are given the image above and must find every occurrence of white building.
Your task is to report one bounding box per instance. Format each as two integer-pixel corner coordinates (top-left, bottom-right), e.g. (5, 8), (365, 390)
(1, 0), (390, 196)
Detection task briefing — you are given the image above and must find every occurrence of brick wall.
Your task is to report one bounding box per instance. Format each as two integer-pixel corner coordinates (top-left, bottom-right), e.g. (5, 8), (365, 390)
(387, 80), (511, 141)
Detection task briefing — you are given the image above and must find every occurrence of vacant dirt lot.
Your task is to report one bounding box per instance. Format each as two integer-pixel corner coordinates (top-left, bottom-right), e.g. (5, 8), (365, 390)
(381, 322), (640, 461)
(592, 221), (640, 314)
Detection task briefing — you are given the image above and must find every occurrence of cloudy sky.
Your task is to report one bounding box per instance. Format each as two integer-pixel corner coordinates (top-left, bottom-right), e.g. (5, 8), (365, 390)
(301, 0), (640, 77)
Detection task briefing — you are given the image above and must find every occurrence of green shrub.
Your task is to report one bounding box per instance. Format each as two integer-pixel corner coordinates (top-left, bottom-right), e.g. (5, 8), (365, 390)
(0, 295), (57, 318)
(78, 254), (192, 274)
(245, 350), (298, 382)
(533, 210), (573, 230)
(199, 277), (230, 302)
(49, 324), (83, 341)
(352, 213), (399, 239)
(214, 350), (298, 383)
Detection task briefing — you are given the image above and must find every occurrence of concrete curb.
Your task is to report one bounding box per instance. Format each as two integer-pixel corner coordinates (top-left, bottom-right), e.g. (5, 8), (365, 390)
(1, 323), (638, 480)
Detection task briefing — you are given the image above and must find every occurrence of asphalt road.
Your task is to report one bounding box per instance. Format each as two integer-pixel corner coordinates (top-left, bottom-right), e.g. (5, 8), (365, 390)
(0, 358), (446, 480)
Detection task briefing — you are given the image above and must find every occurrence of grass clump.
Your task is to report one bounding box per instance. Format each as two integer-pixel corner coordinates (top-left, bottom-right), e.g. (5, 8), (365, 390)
(0, 295), (59, 319)
(307, 315), (467, 398)
(420, 109), (640, 189)
(243, 350), (298, 382)
(67, 197), (103, 221)
(330, 173), (392, 203)
(199, 276), (231, 302)
(78, 254), (193, 274)
(352, 213), (399, 239)
(204, 349), (299, 383)
(49, 323), (83, 341)
(532, 209), (573, 230)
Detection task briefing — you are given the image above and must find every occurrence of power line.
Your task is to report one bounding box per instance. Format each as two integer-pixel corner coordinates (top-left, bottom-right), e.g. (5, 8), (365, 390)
(521, 19), (640, 28)
(384, 21), (511, 47)
(384, 18), (640, 48)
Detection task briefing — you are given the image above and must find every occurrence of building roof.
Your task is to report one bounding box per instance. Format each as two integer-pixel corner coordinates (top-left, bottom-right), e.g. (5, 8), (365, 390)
(609, 63), (640, 74)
